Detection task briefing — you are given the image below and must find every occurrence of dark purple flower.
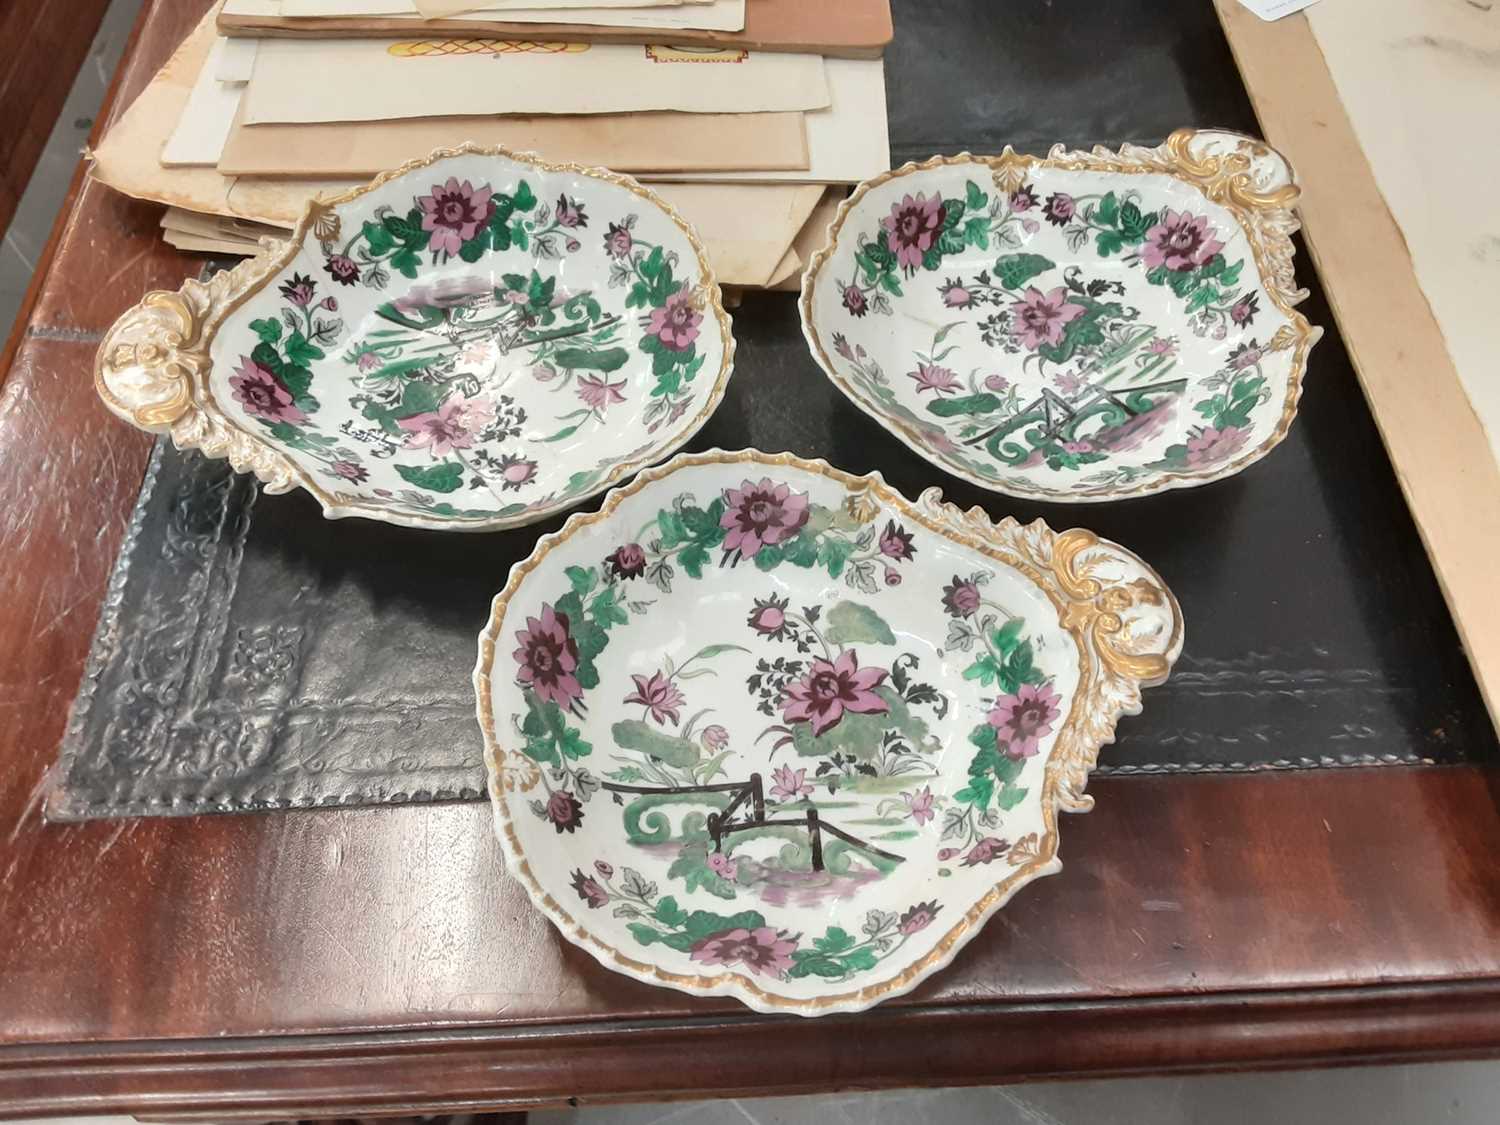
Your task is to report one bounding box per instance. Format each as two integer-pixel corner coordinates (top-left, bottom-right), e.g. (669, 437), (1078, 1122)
(624, 670), (686, 727)
(324, 254), (360, 286)
(278, 272), (316, 307)
(418, 176), (495, 255)
(1227, 339), (1263, 371)
(229, 356), (305, 423)
(1230, 291), (1260, 327)
(748, 593), (790, 638)
(781, 650), (889, 736)
(882, 192), (945, 270)
(1010, 183), (1039, 212)
(566, 238), (581, 253)
(832, 332), (855, 361)
(961, 836), (1009, 866)
(546, 790), (584, 834)
(594, 860), (614, 878)
(941, 576), (981, 619)
(1043, 192), (1076, 226)
(605, 221), (633, 259)
(330, 459), (367, 484)
(842, 284), (869, 317)
(498, 453), (538, 491)
(320, 295), (339, 312)
(939, 278), (972, 308)
(701, 725), (729, 751)
(1142, 209), (1224, 272)
(512, 604), (583, 710)
(571, 868), (608, 907)
(646, 289), (703, 352)
(989, 682), (1062, 760)
(898, 900), (941, 936)
(883, 565), (902, 587)
(689, 926), (797, 978)
(605, 543), (646, 579)
(720, 478), (810, 556)
(878, 519), (915, 561)
(555, 193), (587, 229)
(1186, 425), (1251, 467)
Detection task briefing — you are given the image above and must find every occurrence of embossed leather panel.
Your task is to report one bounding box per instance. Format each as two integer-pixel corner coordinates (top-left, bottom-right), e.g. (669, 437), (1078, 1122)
(49, 0), (1497, 819)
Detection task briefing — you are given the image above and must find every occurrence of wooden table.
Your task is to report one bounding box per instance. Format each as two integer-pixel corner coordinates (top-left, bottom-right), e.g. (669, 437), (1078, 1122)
(5, 1), (1500, 1117)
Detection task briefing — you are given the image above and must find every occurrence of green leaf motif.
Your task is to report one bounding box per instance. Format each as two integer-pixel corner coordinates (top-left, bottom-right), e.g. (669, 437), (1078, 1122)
(823, 601), (896, 646)
(612, 719), (701, 768)
(554, 346), (630, 372)
(513, 179), (537, 211)
(284, 330), (324, 367)
(928, 392), (1002, 418)
(362, 220), (394, 256)
(565, 565), (598, 598)
(1095, 191), (1120, 226)
(394, 461), (464, 493)
(994, 252), (1055, 290)
(249, 317), (282, 344)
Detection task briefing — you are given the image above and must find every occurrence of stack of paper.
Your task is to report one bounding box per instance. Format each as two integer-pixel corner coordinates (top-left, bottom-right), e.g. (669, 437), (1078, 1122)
(89, 0), (892, 289)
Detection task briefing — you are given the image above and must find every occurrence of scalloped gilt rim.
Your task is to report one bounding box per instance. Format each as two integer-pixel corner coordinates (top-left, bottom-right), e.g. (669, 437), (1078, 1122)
(799, 128), (1324, 503)
(94, 141), (736, 532)
(472, 448), (1184, 1015)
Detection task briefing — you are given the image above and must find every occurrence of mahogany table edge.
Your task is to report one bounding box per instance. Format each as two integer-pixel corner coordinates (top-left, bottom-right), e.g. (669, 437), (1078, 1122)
(5, 975), (1500, 1117)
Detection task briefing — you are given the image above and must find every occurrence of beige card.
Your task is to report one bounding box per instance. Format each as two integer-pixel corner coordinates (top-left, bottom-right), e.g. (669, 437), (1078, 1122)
(417, 0), (685, 15)
(653, 182), (823, 287)
(217, 108), (807, 176)
(215, 36), (259, 81)
(242, 39), (830, 123)
(161, 38), (244, 167)
(161, 206), (290, 240)
(771, 186), (844, 291)
(276, 0), (744, 30)
(668, 58), (888, 185)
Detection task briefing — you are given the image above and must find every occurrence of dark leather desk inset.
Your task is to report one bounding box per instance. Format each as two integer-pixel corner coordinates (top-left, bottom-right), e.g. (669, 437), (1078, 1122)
(8, 0), (1500, 1114)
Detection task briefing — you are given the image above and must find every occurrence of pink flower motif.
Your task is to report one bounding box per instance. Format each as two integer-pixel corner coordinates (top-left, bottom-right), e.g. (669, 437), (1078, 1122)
(941, 576), (980, 619)
(689, 926), (797, 978)
(571, 868), (608, 908)
(1147, 336), (1177, 357)
(899, 900), (941, 936)
(842, 284), (869, 317)
(720, 479), (810, 557)
(398, 396), (484, 456)
(605, 543), (646, 579)
(418, 177), (495, 255)
(320, 295), (338, 312)
(594, 860), (614, 878)
(903, 785), (935, 826)
(769, 763), (814, 801)
(1043, 192), (1075, 226)
(605, 222), (633, 259)
(701, 724), (730, 751)
(984, 374), (1011, 392)
(832, 332), (856, 361)
(330, 459), (367, 484)
(882, 192), (945, 271)
(394, 275), (490, 313)
(278, 272), (316, 307)
(961, 836), (1009, 866)
(1010, 286), (1086, 350)
(546, 790), (584, 833)
(878, 520), (915, 561)
(646, 289), (703, 352)
(1141, 208), (1224, 273)
(907, 363), (962, 396)
(229, 356), (305, 424)
(1228, 340), (1263, 370)
(324, 254), (359, 286)
(1230, 292), (1260, 326)
(577, 373), (627, 413)
(512, 604), (583, 710)
(748, 594), (790, 637)
(939, 278), (972, 308)
(988, 681), (1062, 760)
(623, 670), (686, 726)
(1061, 440), (1093, 454)
(462, 340), (495, 366)
(1053, 371), (1086, 397)
(1186, 425), (1251, 467)
(883, 565), (902, 587)
(781, 650), (890, 736)
(1010, 184), (1039, 212)
(937, 847), (960, 861)
(356, 352), (382, 373)
(706, 851), (739, 880)
(555, 193), (587, 229)
(1021, 218), (1040, 235)
(498, 454), (538, 490)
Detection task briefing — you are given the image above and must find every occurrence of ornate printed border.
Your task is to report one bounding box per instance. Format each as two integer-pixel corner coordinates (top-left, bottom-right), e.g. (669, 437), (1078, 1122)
(799, 128), (1324, 503)
(472, 448), (1184, 1015)
(94, 142), (736, 532)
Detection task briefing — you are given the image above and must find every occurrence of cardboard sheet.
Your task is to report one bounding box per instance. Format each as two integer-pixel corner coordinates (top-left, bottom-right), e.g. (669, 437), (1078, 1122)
(771, 186), (843, 291)
(218, 108), (807, 176)
(1305, 0), (1500, 464)
(416, 0), (685, 15)
(215, 35), (259, 80)
(653, 182), (823, 287)
(161, 37), (243, 167)
(243, 38), (830, 123)
(666, 58), (888, 185)
(217, 0), (889, 59)
(269, 0), (744, 30)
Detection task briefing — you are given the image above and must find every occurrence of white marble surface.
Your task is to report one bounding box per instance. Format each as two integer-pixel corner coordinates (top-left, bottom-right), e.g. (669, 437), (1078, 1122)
(1307, 0), (1500, 463)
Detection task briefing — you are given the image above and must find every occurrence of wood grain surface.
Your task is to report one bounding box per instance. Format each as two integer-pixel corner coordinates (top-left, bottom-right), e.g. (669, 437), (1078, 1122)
(4, 0), (1500, 1117)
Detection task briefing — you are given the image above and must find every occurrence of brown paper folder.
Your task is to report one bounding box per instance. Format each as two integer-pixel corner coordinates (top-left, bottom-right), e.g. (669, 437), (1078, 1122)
(217, 108), (808, 177)
(218, 0), (893, 58)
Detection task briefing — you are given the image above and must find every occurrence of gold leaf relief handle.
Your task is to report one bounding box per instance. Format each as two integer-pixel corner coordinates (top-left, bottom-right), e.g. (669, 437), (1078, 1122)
(94, 255), (305, 494)
(1165, 127), (1299, 210)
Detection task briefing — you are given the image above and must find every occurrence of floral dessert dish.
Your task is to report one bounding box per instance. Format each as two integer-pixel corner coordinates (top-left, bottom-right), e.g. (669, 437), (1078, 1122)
(95, 144), (733, 530)
(474, 449), (1183, 1014)
(800, 128), (1322, 502)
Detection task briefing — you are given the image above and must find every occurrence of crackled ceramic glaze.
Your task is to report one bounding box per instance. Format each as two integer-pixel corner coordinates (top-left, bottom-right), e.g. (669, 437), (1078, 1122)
(96, 145), (733, 530)
(474, 450), (1183, 1014)
(801, 129), (1322, 502)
